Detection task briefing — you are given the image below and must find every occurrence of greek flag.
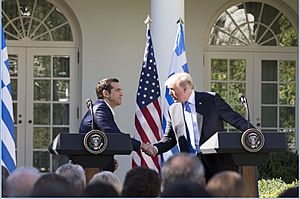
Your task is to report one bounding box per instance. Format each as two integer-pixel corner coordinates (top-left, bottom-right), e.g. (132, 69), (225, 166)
(1, 27), (16, 173)
(162, 22), (189, 161)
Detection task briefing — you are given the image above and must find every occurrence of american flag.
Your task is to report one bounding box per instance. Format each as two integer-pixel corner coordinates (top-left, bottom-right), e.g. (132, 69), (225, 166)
(1, 26), (16, 173)
(162, 21), (189, 161)
(132, 25), (161, 172)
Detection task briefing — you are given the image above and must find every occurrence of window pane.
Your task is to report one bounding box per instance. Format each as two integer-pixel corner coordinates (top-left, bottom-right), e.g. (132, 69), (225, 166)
(262, 83), (277, 104)
(279, 60), (295, 82)
(211, 82), (227, 101)
(53, 104), (69, 125)
(53, 127), (69, 139)
(34, 56), (51, 77)
(8, 55), (18, 77)
(279, 83), (296, 105)
(261, 106), (277, 127)
(229, 59), (246, 81)
(211, 59), (227, 80)
(34, 103), (50, 125)
(262, 60), (277, 81)
(11, 79), (18, 100)
(34, 80), (51, 101)
(53, 80), (69, 102)
(33, 127), (50, 149)
(51, 24), (73, 41)
(53, 56), (70, 77)
(33, 151), (50, 173)
(279, 107), (295, 128)
(228, 82), (245, 104)
(52, 154), (69, 172)
(45, 8), (68, 29)
(13, 103), (17, 124)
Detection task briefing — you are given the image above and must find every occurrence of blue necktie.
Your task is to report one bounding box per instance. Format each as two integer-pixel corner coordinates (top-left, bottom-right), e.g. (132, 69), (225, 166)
(184, 102), (197, 154)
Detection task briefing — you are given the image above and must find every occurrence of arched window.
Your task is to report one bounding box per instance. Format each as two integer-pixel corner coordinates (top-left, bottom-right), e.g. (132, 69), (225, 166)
(2, 0), (72, 41)
(209, 2), (297, 46)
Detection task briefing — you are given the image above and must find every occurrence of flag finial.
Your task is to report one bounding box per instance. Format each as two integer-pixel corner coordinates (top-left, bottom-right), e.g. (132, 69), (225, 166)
(177, 17), (184, 24)
(144, 15), (152, 25)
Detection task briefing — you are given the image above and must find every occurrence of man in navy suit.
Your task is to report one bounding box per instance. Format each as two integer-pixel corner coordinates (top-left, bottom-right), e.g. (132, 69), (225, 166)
(143, 72), (254, 180)
(79, 78), (146, 172)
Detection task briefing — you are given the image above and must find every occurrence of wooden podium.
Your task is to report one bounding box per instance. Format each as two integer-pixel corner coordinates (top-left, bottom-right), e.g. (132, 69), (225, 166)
(200, 131), (287, 197)
(48, 133), (133, 182)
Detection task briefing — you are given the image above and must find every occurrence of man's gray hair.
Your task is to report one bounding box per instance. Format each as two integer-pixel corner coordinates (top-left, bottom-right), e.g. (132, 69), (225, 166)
(161, 153), (205, 190)
(89, 171), (122, 194)
(6, 166), (41, 197)
(165, 72), (195, 89)
(55, 163), (86, 195)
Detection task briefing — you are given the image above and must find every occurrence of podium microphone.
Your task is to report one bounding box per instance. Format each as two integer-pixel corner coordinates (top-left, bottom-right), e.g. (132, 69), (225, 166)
(85, 99), (95, 130)
(238, 93), (250, 129)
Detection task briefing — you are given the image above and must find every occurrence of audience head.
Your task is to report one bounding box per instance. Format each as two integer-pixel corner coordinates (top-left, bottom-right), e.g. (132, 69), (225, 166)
(278, 186), (299, 198)
(161, 180), (211, 197)
(206, 170), (250, 197)
(161, 152), (205, 190)
(55, 162), (86, 195)
(6, 166), (41, 197)
(121, 166), (161, 197)
(89, 171), (122, 194)
(80, 181), (119, 197)
(30, 173), (74, 197)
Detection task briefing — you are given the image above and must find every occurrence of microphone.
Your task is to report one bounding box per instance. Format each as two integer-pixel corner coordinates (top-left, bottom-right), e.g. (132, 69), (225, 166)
(85, 99), (95, 130)
(238, 93), (247, 104)
(238, 93), (250, 129)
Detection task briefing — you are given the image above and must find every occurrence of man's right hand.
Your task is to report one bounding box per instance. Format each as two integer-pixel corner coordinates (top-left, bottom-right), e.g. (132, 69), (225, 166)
(140, 142), (158, 157)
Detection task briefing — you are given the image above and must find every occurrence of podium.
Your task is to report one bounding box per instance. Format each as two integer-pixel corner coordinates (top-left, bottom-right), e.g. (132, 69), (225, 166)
(49, 133), (133, 182)
(200, 131), (287, 197)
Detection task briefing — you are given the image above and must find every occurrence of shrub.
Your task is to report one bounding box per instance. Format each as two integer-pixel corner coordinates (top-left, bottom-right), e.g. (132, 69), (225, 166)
(258, 178), (298, 198)
(258, 151), (298, 183)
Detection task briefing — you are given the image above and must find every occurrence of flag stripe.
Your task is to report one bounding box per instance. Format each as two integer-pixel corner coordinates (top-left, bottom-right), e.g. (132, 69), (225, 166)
(133, 25), (161, 172)
(1, 26), (16, 173)
(161, 22), (189, 162)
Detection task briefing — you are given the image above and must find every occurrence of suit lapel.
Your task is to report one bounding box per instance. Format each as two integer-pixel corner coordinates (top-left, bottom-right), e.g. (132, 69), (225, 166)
(195, 92), (204, 142)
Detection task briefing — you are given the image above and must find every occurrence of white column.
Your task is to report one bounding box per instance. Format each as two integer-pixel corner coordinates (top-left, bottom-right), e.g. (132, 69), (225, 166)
(151, 0), (184, 95)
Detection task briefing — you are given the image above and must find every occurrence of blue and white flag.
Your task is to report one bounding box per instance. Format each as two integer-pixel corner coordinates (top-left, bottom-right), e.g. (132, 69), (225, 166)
(162, 22), (189, 161)
(1, 27), (16, 173)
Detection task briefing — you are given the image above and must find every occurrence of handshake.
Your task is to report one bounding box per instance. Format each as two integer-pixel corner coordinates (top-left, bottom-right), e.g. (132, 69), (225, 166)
(140, 142), (158, 157)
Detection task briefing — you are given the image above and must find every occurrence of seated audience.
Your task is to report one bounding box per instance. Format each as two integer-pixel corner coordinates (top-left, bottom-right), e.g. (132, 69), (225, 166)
(89, 171), (122, 194)
(161, 152), (206, 191)
(30, 173), (74, 197)
(55, 162), (86, 196)
(278, 186), (299, 198)
(161, 180), (211, 197)
(206, 170), (250, 197)
(80, 181), (119, 197)
(121, 166), (161, 197)
(6, 166), (41, 197)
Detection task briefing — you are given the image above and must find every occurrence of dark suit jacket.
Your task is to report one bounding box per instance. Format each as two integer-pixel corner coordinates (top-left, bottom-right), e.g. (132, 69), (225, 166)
(79, 99), (141, 171)
(154, 91), (254, 179)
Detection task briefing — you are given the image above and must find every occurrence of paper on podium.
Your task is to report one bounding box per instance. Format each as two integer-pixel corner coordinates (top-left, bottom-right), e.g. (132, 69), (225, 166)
(200, 132), (219, 154)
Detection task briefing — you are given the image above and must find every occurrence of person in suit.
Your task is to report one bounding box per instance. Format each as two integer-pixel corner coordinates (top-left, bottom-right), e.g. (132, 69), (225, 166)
(143, 72), (254, 180)
(79, 77), (147, 172)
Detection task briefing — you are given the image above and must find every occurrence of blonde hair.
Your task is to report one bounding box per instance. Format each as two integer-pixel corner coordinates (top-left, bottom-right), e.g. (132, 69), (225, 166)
(165, 72), (195, 89)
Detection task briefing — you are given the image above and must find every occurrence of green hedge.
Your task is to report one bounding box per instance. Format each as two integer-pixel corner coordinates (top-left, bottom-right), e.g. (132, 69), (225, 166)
(258, 151), (298, 183)
(258, 178), (298, 198)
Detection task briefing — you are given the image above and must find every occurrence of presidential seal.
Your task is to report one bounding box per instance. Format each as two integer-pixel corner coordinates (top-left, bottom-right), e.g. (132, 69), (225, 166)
(241, 128), (265, 153)
(83, 130), (108, 154)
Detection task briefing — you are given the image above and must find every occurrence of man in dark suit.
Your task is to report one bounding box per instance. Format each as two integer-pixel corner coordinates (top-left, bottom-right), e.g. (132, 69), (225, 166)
(143, 72), (254, 180)
(79, 77), (146, 172)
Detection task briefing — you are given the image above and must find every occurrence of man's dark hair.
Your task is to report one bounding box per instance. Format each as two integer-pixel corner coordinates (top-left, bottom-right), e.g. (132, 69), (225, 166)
(121, 166), (161, 197)
(161, 180), (211, 197)
(96, 78), (119, 99)
(80, 181), (119, 197)
(30, 173), (74, 197)
(278, 186), (299, 198)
